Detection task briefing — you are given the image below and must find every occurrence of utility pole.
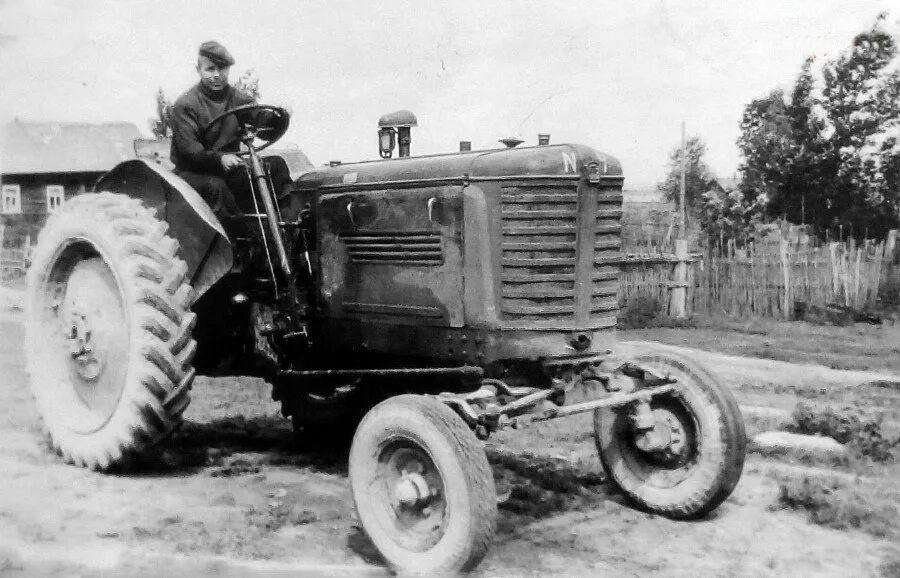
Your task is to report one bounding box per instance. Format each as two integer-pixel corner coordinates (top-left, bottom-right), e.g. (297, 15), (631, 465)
(670, 121), (689, 319)
(679, 120), (687, 239)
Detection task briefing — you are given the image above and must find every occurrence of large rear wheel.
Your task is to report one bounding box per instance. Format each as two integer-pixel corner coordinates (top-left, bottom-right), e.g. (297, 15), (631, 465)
(349, 394), (497, 574)
(25, 192), (197, 470)
(594, 351), (746, 518)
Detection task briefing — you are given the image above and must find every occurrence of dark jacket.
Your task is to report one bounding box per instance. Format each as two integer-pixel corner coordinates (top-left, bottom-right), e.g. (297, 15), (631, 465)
(170, 83), (255, 175)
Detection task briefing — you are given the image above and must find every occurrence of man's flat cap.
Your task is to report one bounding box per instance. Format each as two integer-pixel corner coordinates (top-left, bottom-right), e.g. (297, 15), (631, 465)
(199, 41), (235, 67)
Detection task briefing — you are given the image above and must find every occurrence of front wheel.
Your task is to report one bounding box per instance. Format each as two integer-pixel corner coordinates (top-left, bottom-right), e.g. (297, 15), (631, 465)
(594, 351), (746, 518)
(349, 395), (497, 575)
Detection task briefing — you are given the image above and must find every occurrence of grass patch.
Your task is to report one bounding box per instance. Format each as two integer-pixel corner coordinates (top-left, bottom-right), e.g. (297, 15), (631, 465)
(880, 551), (900, 578)
(772, 474), (898, 540)
(769, 401), (900, 541)
(620, 313), (900, 374)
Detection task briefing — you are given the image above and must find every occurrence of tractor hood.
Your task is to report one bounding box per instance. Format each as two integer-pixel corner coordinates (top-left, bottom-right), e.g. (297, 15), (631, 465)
(295, 144), (622, 189)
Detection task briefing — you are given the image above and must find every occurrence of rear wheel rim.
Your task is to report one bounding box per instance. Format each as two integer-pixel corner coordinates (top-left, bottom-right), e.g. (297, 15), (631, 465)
(39, 243), (130, 434)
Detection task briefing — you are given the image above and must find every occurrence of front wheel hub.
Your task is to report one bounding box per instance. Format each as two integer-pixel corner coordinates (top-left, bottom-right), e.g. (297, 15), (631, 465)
(394, 470), (433, 506)
(634, 408), (687, 457)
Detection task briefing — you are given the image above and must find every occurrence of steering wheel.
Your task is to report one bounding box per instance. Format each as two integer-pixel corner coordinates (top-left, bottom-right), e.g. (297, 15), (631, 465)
(202, 103), (291, 155)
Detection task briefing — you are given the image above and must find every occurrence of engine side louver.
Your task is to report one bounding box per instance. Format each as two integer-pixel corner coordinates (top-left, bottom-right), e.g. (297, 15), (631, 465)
(340, 231), (443, 265)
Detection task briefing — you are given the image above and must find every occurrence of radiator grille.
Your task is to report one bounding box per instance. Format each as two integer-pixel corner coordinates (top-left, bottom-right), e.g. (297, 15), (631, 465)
(500, 186), (623, 326)
(500, 188), (578, 321)
(593, 190), (623, 319)
(340, 231), (443, 265)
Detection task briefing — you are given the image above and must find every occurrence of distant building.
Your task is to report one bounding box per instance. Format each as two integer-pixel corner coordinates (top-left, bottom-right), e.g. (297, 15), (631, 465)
(622, 183), (664, 204)
(621, 183), (675, 251)
(0, 120), (141, 244)
(1, 123), (316, 247)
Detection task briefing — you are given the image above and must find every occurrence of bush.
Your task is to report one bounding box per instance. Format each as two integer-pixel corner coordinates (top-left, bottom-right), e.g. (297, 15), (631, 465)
(854, 420), (900, 463)
(788, 402), (861, 444)
(618, 297), (696, 329)
(787, 402), (899, 463)
(618, 297), (664, 329)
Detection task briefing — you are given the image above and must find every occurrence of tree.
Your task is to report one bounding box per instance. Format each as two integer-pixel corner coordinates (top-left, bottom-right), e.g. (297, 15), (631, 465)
(738, 16), (900, 240)
(235, 68), (260, 100)
(699, 187), (765, 247)
(736, 89), (793, 213)
(657, 134), (714, 222)
(151, 88), (173, 139)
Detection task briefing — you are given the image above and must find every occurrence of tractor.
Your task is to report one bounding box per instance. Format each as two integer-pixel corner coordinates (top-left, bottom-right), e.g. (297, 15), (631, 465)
(24, 105), (746, 574)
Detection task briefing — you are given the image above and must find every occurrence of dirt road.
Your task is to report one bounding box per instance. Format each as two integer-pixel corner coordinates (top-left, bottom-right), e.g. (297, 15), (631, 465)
(1, 313), (897, 577)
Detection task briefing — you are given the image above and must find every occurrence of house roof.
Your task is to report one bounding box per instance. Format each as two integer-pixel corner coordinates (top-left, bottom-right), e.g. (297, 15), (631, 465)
(1, 120), (141, 175)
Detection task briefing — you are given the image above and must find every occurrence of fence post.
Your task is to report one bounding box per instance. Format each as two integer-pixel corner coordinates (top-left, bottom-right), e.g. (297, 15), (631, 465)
(888, 231), (899, 304)
(829, 243), (841, 305)
(668, 239), (688, 319)
(779, 234), (792, 319)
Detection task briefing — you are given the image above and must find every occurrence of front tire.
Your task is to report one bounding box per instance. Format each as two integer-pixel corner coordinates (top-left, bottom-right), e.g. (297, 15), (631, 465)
(594, 351), (746, 518)
(25, 192), (197, 470)
(349, 395), (497, 574)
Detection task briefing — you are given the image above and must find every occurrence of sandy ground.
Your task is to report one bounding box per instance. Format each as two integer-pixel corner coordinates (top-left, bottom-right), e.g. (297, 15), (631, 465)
(1, 309), (899, 576)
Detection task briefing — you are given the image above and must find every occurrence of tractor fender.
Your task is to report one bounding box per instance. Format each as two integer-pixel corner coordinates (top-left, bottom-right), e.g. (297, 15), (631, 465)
(94, 159), (232, 298)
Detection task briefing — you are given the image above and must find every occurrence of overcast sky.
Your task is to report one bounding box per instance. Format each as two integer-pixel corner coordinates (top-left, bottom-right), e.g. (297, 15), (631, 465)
(0, 0), (896, 185)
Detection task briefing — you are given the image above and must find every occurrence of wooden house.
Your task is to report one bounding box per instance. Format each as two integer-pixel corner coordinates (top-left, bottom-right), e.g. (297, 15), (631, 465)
(0, 120), (141, 246)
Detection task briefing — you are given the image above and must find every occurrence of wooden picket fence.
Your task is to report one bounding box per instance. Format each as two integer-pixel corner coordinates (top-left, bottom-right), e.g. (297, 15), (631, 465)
(692, 233), (896, 318)
(619, 251), (698, 315)
(619, 231), (899, 320)
(0, 226), (31, 282)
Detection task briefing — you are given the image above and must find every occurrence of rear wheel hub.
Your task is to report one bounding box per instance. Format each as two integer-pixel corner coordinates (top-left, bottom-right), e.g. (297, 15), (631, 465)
(65, 308), (103, 381)
(55, 257), (130, 429)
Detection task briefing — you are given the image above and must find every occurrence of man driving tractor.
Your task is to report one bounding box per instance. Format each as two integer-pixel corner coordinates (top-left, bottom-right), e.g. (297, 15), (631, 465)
(170, 40), (292, 221)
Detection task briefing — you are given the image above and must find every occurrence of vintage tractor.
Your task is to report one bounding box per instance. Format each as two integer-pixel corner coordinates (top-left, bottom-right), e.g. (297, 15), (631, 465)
(24, 106), (746, 574)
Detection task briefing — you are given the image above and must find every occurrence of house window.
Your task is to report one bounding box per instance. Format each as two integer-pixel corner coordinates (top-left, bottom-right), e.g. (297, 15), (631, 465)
(1, 184), (21, 214)
(46, 185), (65, 213)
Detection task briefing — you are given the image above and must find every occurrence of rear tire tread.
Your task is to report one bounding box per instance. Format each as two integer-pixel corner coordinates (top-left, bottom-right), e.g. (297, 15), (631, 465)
(26, 191), (198, 471)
